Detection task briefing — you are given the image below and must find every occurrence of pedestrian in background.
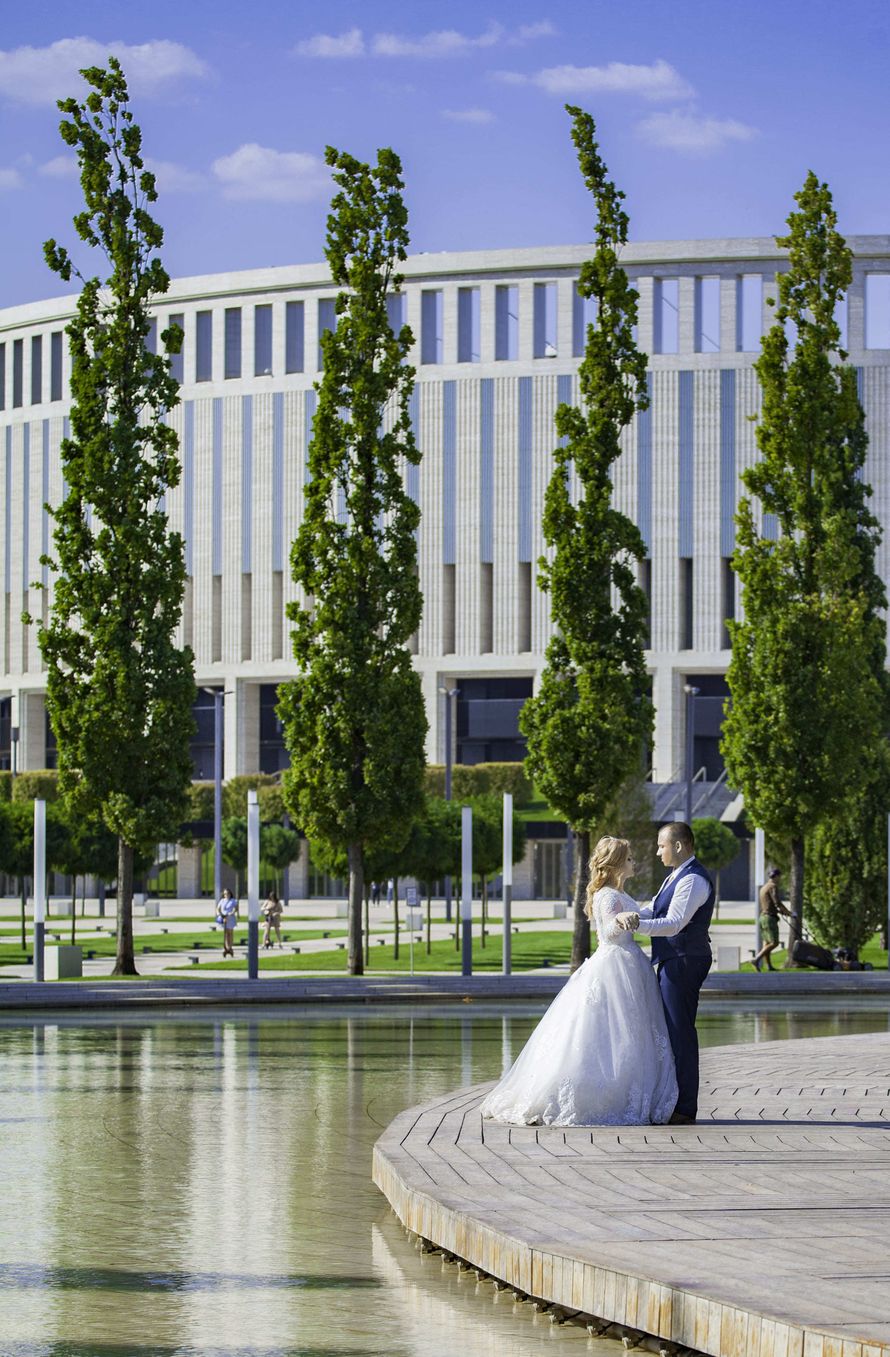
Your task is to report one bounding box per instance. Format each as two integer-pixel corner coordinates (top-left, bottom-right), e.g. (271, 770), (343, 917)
(262, 891), (283, 948)
(749, 869), (790, 972)
(217, 888), (239, 958)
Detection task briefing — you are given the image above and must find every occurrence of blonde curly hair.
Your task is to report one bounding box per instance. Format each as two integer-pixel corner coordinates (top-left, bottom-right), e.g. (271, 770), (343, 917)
(584, 836), (632, 919)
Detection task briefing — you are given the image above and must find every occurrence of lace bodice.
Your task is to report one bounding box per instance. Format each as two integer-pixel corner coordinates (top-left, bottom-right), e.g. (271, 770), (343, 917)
(592, 886), (637, 947)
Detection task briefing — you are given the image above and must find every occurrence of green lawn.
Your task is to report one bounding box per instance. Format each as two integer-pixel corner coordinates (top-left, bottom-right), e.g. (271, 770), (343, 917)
(0, 926), (349, 965)
(174, 928), (577, 973)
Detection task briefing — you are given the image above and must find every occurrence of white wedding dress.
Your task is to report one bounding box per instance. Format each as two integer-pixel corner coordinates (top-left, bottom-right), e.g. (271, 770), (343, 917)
(480, 886), (678, 1126)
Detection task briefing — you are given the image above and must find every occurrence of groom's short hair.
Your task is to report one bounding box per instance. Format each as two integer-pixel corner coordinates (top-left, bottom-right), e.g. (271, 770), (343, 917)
(663, 820), (695, 849)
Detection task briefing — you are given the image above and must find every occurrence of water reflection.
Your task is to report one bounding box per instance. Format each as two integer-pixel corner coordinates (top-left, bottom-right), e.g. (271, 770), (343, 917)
(0, 1001), (887, 1357)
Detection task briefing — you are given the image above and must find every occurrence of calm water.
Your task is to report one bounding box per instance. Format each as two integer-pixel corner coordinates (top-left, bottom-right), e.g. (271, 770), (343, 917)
(1, 1000), (889, 1357)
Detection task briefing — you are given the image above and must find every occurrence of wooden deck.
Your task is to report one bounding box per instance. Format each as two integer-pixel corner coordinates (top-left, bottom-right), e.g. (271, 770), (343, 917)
(373, 1031), (890, 1357)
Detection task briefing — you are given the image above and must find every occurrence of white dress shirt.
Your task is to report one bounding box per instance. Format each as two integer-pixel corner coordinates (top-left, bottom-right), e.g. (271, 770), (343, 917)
(635, 856), (710, 937)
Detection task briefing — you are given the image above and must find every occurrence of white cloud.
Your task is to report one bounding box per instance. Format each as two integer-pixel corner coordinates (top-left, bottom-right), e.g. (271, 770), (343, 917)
(211, 143), (330, 203)
(509, 21), (558, 43)
(0, 37), (208, 106)
(293, 28), (365, 58)
(638, 108), (758, 153)
(442, 107), (495, 124)
(496, 58), (694, 101)
(146, 158), (205, 193)
(372, 24), (503, 57)
(0, 167), (23, 190)
(39, 154), (77, 178)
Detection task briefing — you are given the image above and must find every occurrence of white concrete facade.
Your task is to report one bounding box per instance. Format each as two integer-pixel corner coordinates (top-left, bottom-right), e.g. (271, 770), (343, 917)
(2, 236), (890, 786)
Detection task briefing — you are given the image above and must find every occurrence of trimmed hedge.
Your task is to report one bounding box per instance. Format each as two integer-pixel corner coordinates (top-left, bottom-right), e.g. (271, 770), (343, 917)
(424, 762), (533, 805)
(10, 770), (59, 803)
(0, 771), (10, 803)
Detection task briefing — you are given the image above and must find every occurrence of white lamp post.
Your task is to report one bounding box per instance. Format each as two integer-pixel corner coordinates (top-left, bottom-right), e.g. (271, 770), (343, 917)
(502, 792), (513, 976)
(33, 798), (46, 982)
(247, 789), (260, 979)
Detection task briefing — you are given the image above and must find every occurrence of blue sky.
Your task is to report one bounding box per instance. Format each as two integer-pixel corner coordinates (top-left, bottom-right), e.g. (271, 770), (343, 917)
(0, 0), (887, 306)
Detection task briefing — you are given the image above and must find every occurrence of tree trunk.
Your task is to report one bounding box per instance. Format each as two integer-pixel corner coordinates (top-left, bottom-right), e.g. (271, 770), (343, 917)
(113, 838), (138, 976)
(426, 888), (432, 954)
(785, 834), (804, 968)
(71, 877), (77, 946)
(570, 829), (591, 973)
(363, 885), (370, 967)
(346, 840), (364, 976)
(481, 875), (487, 948)
(394, 878), (400, 962)
(19, 877), (26, 952)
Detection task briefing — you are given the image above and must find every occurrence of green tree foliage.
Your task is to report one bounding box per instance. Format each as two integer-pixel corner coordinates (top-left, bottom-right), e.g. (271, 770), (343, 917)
(260, 823), (301, 893)
(221, 816), (301, 897)
(591, 772), (660, 901)
(690, 817), (739, 909)
(34, 58), (195, 975)
(0, 802), (68, 948)
(722, 172), (888, 960)
(278, 144), (426, 975)
(520, 106), (653, 971)
(52, 810), (119, 943)
(805, 756), (890, 956)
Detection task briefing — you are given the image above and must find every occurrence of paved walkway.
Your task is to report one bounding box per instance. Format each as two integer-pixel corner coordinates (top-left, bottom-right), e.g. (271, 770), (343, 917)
(373, 1031), (890, 1357)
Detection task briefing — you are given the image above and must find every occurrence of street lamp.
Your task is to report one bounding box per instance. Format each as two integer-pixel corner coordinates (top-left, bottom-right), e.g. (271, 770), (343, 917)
(439, 685), (458, 924)
(10, 725), (19, 781)
(683, 684), (700, 824)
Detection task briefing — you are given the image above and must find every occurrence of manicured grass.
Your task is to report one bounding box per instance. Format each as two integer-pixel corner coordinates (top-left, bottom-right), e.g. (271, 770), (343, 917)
(175, 928), (577, 973)
(0, 926), (348, 966)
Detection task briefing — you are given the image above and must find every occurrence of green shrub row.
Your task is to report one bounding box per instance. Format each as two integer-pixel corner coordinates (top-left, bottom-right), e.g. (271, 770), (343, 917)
(424, 762), (533, 805)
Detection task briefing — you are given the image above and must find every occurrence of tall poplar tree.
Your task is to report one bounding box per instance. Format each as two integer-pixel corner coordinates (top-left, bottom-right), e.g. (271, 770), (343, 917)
(34, 59), (195, 975)
(722, 172), (886, 959)
(521, 106), (653, 971)
(278, 145), (426, 976)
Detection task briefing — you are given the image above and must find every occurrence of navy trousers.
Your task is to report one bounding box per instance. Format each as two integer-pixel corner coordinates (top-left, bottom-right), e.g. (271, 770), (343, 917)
(657, 954), (712, 1119)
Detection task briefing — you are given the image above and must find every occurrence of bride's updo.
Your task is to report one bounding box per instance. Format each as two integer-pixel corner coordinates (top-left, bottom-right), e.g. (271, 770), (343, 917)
(584, 836), (631, 918)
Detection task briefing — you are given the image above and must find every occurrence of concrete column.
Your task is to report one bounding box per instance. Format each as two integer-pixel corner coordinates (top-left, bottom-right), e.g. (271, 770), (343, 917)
(479, 281), (497, 364)
(517, 280), (535, 363)
(651, 665), (680, 784)
(512, 840), (534, 901)
(242, 303), (255, 380)
(19, 689), (46, 769)
(226, 678), (259, 778)
(848, 271), (866, 354)
(636, 277), (655, 353)
(211, 306), (225, 384)
(442, 284), (459, 366)
(678, 276), (696, 354)
(405, 286), (422, 372)
(762, 272), (778, 338)
(177, 844), (204, 899)
(720, 276), (738, 353)
(304, 295), (319, 375)
(557, 277), (575, 360)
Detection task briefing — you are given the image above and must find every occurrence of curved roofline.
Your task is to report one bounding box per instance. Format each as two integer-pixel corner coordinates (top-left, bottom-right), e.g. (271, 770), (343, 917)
(2, 234), (889, 329)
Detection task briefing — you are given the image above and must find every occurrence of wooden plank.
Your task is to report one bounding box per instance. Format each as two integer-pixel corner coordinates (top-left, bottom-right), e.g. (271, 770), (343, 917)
(373, 1032), (890, 1357)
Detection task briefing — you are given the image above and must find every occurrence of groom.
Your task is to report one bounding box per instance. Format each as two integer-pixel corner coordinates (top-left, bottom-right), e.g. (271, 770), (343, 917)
(614, 821), (714, 1125)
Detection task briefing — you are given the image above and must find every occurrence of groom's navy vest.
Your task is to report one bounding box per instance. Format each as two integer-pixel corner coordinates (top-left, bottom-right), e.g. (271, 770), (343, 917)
(650, 858), (715, 964)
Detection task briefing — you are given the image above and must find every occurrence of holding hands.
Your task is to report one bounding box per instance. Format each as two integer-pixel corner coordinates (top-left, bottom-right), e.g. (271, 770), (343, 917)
(614, 911), (640, 932)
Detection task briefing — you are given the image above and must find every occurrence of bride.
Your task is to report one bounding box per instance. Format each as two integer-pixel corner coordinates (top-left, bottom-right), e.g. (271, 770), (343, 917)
(480, 835), (678, 1126)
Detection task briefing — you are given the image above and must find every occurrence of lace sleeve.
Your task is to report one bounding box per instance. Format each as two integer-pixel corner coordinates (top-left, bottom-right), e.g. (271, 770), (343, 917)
(594, 888), (633, 942)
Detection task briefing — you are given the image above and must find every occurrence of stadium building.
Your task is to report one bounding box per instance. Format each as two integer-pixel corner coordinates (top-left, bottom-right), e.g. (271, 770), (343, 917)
(2, 236), (889, 896)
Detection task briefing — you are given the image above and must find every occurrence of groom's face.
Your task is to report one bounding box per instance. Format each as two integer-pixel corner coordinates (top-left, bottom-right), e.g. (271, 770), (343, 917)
(656, 830), (682, 869)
